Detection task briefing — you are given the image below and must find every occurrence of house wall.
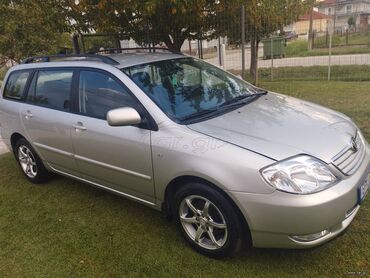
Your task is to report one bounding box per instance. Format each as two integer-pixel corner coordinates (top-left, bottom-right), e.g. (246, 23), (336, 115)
(295, 19), (329, 34)
(318, 1), (370, 16)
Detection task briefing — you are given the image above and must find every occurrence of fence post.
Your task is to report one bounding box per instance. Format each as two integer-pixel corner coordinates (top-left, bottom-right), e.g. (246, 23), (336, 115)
(197, 40), (201, 59)
(218, 37), (222, 66)
(312, 31), (315, 49)
(346, 29), (349, 45)
(270, 36), (274, 81)
(200, 39), (204, 59)
(328, 24), (334, 81)
(221, 44), (226, 68)
(241, 5), (246, 79)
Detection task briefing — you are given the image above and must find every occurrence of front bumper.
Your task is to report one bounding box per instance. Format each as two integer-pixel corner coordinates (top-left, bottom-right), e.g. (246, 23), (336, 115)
(230, 146), (370, 249)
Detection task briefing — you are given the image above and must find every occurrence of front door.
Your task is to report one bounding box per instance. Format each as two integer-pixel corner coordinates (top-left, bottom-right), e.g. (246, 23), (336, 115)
(70, 69), (155, 203)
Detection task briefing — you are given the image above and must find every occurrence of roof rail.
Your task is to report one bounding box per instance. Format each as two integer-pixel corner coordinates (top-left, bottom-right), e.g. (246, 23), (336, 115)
(94, 47), (183, 55)
(20, 54), (120, 65)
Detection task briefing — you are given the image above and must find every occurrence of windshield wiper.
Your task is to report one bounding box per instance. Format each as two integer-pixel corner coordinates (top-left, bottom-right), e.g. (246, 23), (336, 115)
(179, 107), (219, 123)
(219, 91), (267, 110)
(220, 94), (251, 107)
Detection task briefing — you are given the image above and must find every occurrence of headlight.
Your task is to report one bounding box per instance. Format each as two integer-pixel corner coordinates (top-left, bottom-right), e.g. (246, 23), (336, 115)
(261, 155), (339, 194)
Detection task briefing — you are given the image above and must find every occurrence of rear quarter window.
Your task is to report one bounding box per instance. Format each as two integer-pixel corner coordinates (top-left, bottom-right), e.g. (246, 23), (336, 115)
(3, 70), (31, 100)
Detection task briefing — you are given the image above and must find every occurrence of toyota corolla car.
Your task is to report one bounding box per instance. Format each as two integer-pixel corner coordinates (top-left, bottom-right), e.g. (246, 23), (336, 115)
(0, 49), (368, 258)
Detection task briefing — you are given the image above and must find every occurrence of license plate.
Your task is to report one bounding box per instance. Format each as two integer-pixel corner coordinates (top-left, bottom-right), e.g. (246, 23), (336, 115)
(358, 174), (369, 204)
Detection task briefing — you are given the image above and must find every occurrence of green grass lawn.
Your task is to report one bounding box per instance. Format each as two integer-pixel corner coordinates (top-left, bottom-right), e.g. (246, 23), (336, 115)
(314, 33), (370, 48)
(286, 39), (370, 57)
(245, 65), (370, 83)
(0, 81), (369, 277)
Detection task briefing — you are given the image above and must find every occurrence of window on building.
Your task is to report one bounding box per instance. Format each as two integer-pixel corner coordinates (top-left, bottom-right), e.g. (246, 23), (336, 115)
(346, 5), (352, 14)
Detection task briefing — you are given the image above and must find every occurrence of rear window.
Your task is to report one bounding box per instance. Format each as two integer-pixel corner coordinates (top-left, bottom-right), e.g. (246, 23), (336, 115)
(27, 70), (73, 112)
(3, 70), (31, 100)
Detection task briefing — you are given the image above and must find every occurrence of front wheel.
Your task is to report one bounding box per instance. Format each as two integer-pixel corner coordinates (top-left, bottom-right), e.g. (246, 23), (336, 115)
(174, 183), (244, 258)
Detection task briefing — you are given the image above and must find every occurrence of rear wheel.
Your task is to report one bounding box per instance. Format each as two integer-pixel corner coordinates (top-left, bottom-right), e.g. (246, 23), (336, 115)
(174, 182), (244, 258)
(14, 138), (51, 183)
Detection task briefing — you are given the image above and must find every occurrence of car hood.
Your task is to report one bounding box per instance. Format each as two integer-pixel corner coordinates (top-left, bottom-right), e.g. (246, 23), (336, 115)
(188, 93), (357, 163)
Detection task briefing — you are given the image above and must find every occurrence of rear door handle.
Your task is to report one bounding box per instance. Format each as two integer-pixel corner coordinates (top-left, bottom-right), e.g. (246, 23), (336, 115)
(23, 110), (33, 119)
(72, 122), (87, 132)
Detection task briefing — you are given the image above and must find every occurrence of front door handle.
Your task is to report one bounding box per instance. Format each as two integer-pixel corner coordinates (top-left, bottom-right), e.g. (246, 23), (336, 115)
(23, 110), (33, 119)
(72, 122), (87, 132)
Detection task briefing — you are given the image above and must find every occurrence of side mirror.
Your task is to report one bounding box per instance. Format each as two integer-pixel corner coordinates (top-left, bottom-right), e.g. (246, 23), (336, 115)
(107, 107), (142, 127)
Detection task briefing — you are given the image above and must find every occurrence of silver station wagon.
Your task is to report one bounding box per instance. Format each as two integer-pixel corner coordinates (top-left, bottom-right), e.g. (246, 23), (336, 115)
(0, 49), (369, 258)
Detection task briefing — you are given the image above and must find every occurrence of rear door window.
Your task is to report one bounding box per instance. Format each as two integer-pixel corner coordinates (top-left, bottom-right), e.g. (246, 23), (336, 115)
(3, 70), (31, 100)
(27, 70), (73, 112)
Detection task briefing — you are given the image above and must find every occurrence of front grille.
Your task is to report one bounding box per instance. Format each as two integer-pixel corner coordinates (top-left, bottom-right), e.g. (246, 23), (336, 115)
(332, 132), (365, 176)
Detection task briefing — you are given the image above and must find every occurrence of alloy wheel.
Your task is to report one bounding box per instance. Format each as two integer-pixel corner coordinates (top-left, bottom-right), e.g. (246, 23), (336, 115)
(18, 145), (37, 178)
(179, 195), (228, 250)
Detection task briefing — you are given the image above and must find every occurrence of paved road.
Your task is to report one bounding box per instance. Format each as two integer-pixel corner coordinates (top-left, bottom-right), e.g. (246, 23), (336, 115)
(206, 49), (370, 70)
(0, 133), (9, 155)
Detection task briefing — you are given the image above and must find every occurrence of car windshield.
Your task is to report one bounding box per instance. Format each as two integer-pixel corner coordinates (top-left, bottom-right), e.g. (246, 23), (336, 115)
(122, 57), (260, 123)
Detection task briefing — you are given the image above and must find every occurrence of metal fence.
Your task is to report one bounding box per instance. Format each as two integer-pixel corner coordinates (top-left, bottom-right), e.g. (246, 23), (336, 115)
(2, 4), (368, 87)
(86, 5), (369, 86)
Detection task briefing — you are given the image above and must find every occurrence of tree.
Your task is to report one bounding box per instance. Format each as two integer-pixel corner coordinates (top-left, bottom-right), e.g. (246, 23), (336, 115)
(243, 0), (314, 84)
(348, 16), (356, 29)
(66, 0), (229, 51)
(0, 0), (70, 64)
(214, 0), (313, 84)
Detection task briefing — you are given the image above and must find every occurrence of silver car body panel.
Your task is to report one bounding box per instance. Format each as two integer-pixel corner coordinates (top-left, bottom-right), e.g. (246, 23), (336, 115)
(188, 92), (358, 163)
(70, 114), (155, 203)
(0, 54), (369, 249)
(20, 102), (80, 176)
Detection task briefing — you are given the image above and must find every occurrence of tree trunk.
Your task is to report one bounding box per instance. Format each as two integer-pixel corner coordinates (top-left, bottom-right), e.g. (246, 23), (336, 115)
(163, 34), (186, 52)
(250, 37), (259, 85)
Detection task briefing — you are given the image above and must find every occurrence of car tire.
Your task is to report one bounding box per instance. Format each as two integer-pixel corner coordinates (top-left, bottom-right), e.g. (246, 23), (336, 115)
(173, 182), (244, 258)
(14, 138), (51, 184)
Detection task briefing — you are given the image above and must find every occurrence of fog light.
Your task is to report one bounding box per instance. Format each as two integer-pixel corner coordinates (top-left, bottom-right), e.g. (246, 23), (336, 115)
(290, 230), (330, 242)
(345, 205), (358, 218)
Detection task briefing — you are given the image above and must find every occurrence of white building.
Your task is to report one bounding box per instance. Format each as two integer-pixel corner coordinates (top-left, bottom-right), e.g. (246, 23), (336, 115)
(317, 0), (370, 31)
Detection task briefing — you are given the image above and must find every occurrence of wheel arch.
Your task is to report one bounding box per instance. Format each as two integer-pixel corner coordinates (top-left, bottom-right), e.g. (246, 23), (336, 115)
(163, 175), (252, 245)
(10, 132), (26, 152)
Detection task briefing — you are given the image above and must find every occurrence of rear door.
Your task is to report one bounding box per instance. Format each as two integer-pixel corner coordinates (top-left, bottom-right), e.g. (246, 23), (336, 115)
(70, 69), (155, 204)
(21, 68), (78, 175)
